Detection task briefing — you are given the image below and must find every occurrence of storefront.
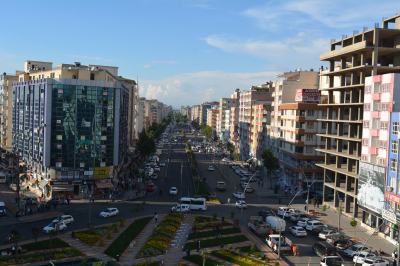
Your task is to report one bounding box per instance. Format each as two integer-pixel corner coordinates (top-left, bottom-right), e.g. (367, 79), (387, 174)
(50, 180), (74, 199)
(94, 179), (114, 196)
(361, 206), (383, 232)
(382, 209), (400, 245)
(39, 180), (49, 197)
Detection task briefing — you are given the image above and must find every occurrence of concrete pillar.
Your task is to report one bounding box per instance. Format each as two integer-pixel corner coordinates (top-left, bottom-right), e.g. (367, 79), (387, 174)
(396, 17), (400, 30)
(337, 139), (343, 152)
(353, 198), (359, 218)
(346, 176), (352, 191)
(352, 54), (359, 67)
(351, 71), (358, 85)
(341, 57), (346, 70)
(336, 155), (342, 168)
(328, 91), (334, 104)
(360, 70), (366, 85)
(334, 189), (340, 208)
(394, 35), (400, 48)
(325, 153), (331, 165)
(360, 52), (367, 65)
(345, 195), (351, 213)
(340, 74), (346, 87)
(394, 55), (400, 67)
(330, 61), (335, 72)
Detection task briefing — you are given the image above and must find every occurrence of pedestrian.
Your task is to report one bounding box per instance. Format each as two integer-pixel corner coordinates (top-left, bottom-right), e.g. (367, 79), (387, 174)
(155, 212), (158, 223)
(304, 205), (307, 212)
(317, 200), (320, 208)
(227, 198), (230, 205)
(37, 203), (41, 213)
(196, 239), (200, 251)
(270, 229), (274, 235)
(314, 199), (317, 208)
(293, 245), (297, 256)
(27, 208), (31, 215)
(67, 198), (70, 205)
(270, 240), (275, 250)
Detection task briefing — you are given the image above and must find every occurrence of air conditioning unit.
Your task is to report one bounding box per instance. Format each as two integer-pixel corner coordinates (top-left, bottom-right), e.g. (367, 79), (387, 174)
(387, 186), (394, 192)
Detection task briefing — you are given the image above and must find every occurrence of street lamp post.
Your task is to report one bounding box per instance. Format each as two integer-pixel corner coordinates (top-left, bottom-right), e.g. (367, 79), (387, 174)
(180, 162), (183, 198)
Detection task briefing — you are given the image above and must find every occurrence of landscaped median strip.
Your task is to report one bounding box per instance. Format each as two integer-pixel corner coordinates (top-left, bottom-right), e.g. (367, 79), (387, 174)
(104, 216), (152, 259)
(183, 235), (249, 250)
(136, 213), (184, 258)
(212, 250), (271, 266)
(0, 238), (70, 253)
(0, 248), (83, 265)
(183, 254), (221, 266)
(187, 227), (241, 240)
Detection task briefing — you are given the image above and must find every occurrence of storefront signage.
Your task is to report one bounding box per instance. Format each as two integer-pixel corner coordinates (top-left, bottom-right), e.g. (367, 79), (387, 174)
(382, 209), (397, 224)
(295, 89), (321, 102)
(50, 181), (73, 185)
(385, 190), (400, 204)
(358, 161), (385, 215)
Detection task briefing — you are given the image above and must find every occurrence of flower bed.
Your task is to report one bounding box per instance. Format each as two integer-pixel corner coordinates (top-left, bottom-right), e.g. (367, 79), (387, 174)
(183, 235), (249, 250)
(137, 213), (184, 258)
(132, 260), (160, 266)
(104, 217), (152, 259)
(239, 245), (263, 258)
(75, 226), (112, 246)
(183, 255), (220, 266)
(211, 250), (270, 266)
(188, 227), (240, 240)
(192, 221), (232, 230)
(0, 248), (83, 266)
(194, 216), (214, 223)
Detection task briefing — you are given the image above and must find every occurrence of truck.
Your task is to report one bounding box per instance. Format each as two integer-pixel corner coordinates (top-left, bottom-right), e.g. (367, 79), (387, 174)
(216, 182), (227, 191)
(266, 234), (292, 254)
(247, 216), (271, 236)
(266, 216), (286, 233)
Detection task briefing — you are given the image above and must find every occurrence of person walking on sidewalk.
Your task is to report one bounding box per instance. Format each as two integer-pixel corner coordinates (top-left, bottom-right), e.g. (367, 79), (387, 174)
(316, 200), (320, 208)
(227, 198), (230, 205)
(154, 212), (158, 223)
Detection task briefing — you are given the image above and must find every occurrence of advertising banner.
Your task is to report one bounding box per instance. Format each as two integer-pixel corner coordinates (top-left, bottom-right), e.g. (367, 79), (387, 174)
(358, 161), (385, 215)
(295, 89), (321, 102)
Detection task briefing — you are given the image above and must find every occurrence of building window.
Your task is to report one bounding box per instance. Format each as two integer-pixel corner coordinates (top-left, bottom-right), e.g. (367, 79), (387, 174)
(391, 158), (398, 172)
(363, 121), (369, 129)
(392, 140), (399, 154)
(365, 86), (371, 95)
(307, 110), (314, 116)
(380, 141), (386, 150)
(363, 139), (369, 147)
(364, 104), (370, 112)
(393, 122), (399, 135)
(321, 136), (325, 141)
(321, 123), (326, 129)
(389, 200), (395, 212)
(307, 122), (314, 129)
(381, 122), (388, 131)
(382, 103), (389, 112)
(307, 135), (313, 141)
(72, 75), (77, 79)
(306, 147), (312, 153)
(383, 84), (390, 93)
(391, 177), (397, 194)
(90, 73), (95, 80)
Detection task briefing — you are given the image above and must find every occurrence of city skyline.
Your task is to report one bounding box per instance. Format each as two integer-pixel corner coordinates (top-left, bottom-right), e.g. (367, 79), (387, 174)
(1, 0), (400, 108)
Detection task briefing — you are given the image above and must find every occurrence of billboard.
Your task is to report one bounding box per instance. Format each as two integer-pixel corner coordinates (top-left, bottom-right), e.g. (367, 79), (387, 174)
(295, 89), (321, 102)
(358, 161), (385, 215)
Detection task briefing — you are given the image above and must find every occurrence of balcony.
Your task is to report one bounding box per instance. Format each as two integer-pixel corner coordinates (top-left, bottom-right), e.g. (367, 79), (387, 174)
(316, 163), (358, 179)
(316, 148), (360, 161)
(319, 40), (368, 61)
(372, 93), (381, 101)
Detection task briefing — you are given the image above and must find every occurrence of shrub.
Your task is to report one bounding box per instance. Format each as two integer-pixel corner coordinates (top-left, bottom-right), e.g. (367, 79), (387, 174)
(274, 262), (280, 266)
(113, 226), (119, 233)
(107, 232), (112, 239)
(250, 244), (257, 252)
(99, 237), (104, 247)
(322, 205), (327, 211)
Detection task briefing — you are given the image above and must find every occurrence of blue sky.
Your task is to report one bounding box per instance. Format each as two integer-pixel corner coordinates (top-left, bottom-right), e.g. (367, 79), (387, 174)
(1, 0), (400, 108)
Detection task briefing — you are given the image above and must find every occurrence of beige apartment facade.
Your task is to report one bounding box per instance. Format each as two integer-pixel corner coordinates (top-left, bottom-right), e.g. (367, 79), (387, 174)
(0, 73), (18, 153)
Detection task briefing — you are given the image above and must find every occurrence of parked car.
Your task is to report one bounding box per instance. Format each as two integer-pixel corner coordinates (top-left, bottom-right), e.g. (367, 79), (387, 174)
(208, 166), (214, 171)
(222, 158), (227, 162)
(297, 218), (311, 227)
(170, 187), (178, 195)
(236, 201), (248, 209)
(99, 208), (119, 218)
(326, 235), (348, 245)
(24, 197), (38, 205)
(343, 244), (371, 257)
(43, 221), (67, 233)
(52, 215), (74, 225)
(312, 242), (336, 257)
(306, 220), (325, 231)
(160, 161), (166, 167)
(290, 213), (310, 222)
(154, 166), (160, 172)
(353, 252), (376, 264)
(289, 226), (307, 237)
(310, 225), (330, 235)
(257, 210), (271, 219)
(335, 239), (356, 250)
(147, 184), (155, 192)
(47, 198), (67, 205)
(233, 192), (245, 199)
(318, 229), (339, 240)
(362, 258), (390, 266)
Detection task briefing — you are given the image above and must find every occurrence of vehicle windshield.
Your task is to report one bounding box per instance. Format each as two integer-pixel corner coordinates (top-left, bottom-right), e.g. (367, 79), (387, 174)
(348, 246), (358, 251)
(102, 210), (110, 213)
(320, 230), (329, 234)
(297, 228), (305, 231)
(363, 260), (373, 264)
(47, 223), (54, 227)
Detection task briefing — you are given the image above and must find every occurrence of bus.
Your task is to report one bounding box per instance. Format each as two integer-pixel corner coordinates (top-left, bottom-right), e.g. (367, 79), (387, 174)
(0, 173), (6, 183)
(179, 197), (207, 211)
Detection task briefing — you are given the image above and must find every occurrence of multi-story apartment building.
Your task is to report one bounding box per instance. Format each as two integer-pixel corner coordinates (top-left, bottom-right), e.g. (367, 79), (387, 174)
(239, 85), (273, 160)
(0, 73), (18, 153)
(199, 102), (219, 124)
(217, 96), (239, 140)
(116, 76), (137, 145)
(318, 15), (400, 226)
(270, 71), (319, 156)
(191, 105), (200, 122)
(11, 61), (130, 197)
(136, 97), (147, 134)
(207, 109), (219, 131)
(229, 106), (240, 151)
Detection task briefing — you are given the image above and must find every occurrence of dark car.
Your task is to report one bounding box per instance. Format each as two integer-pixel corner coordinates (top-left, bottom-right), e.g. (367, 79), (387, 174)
(47, 198), (66, 205)
(311, 225), (330, 235)
(291, 213), (311, 222)
(326, 235), (347, 245)
(147, 184), (155, 192)
(257, 210), (271, 219)
(312, 242), (337, 257)
(335, 239), (356, 250)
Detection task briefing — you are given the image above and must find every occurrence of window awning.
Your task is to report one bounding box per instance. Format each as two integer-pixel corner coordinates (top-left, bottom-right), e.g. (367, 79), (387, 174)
(39, 180), (48, 188)
(29, 178), (37, 185)
(52, 185), (74, 192)
(95, 181), (114, 189)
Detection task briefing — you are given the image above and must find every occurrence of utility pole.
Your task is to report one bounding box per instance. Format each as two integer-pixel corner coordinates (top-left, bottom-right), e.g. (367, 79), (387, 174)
(180, 162), (183, 198)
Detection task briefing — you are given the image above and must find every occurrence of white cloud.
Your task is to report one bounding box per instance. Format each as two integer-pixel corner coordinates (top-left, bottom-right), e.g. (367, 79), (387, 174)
(149, 60), (182, 64)
(203, 87), (214, 102)
(191, 3), (215, 10)
(67, 55), (115, 62)
(143, 65), (153, 68)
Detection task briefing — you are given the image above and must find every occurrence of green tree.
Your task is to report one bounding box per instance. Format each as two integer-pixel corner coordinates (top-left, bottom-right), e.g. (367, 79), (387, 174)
(261, 148), (279, 188)
(230, 211), (235, 220)
(200, 122), (207, 130)
(201, 250), (211, 266)
(350, 220), (358, 239)
(233, 153), (240, 161)
(136, 129), (156, 158)
(226, 142), (235, 157)
(10, 230), (23, 258)
(47, 230), (57, 252)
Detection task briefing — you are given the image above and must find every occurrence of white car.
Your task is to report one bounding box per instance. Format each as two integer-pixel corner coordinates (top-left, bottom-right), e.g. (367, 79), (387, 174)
(43, 221), (67, 233)
(222, 158), (227, 162)
(160, 161), (166, 167)
(362, 258), (390, 266)
(236, 201), (247, 209)
(170, 187), (178, 195)
(145, 164), (151, 169)
(225, 161), (231, 166)
(344, 245), (371, 257)
(100, 208), (119, 218)
(289, 226), (307, 237)
(353, 252), (376, 264)
(240, 182), (250, 189)
(233, 192), (245, 199)
(154, 166), (160, 172)
(297, 218), (311, 227)
(52, 215), (74, 225)
(318, 229), (339, 240)
(171, 204), (190, 213)
(208, 166), (214, 171)
(305, 220), (324, 230)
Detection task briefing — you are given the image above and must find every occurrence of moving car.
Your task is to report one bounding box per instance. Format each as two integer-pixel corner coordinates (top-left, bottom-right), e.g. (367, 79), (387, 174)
(297, 218), (311, 227)
(171, 204), (190, 213)
(335, 239), (356, 250)
(52, 215), (74, 225)
(326, 235), (347, 245)
(353, 252), (376, 264)
(222, 158), (227, 162)
(170, 187), (178, 195)
(147, 184), (155, 192)
(151, 173), (158, 180)
(233, 192), (245, 199)
(318, 229), (339, 240)
(311, 225), (330, 235)
(43, 221), (67, 233)
(99, 208), (119, 218)
(289, 226), (307, 237)
(343, 244), (371, 257)
(160, 161), (166, 167)
(362, 258), (390, 266)
(290, 213), (310, 222)
(154, 166), (160, 172)
(208, 166), (214, 171)
(236, 201), (248, 209)
(306, 220), (325, 231)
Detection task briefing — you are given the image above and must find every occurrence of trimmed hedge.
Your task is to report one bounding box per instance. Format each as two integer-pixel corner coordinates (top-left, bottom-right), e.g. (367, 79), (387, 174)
(188, 227), (240, 240)
(183, 255), (220, 266)
(183, 235), (249, 250)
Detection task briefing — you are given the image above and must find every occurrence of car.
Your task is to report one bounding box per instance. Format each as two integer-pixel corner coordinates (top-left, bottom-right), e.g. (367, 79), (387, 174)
(160, 161), (166, 167)
(353, 252), (376, 264)
(151, 173), (158, 180)
(170, 187), (178, 195)
(208, 166), (214, 171)
(257, 210), (271, 219)
(171, 204), (190, 213)
(145, 164), (151, 169)
(289, 226), (307, 237)
(306, 220), (324, 230)
(222, 158), (227, 162)
(297, 218), (311, 227)
(344, 244), (371, 257)
(43, 221), (67, 233)
(236, 201), (247, 209)
(24, 197), (38, 205)
(290, 213), (310, 222)
(99, 208), (119, 218)
(318, 229), (339, 240)
(244, 187), (254, 193)
(240, 182), (250, 189)
(225, 161), (231, 166)
(52, 215), (74, 225)
(311, 224), (330, 235)
(147, 184), (155, 192)
(326, 234), (347, 245)
(154, 166), (160, 172)
(335, 239), (356, 250)
(47, 198), (68, 205)
(233, 192), (245, 199)
(362, 258), (390, 266)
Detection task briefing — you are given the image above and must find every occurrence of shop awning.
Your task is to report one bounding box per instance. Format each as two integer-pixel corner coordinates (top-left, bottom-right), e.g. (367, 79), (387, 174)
(52, 185), (74, 192)
(39, 180), (48, 188)
(95, 181), (114, 189)
(29, 178), (37, 185)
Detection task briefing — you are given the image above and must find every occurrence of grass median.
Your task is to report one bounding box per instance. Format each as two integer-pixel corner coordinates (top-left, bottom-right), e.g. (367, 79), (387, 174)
(212, 250), (270, 266)
(183, 235), (248, 250)
(188, 227), (240, 240)
(1, 238), (70, 253)
(183, 255), (220, 266)
(104, 217), (152, 258)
